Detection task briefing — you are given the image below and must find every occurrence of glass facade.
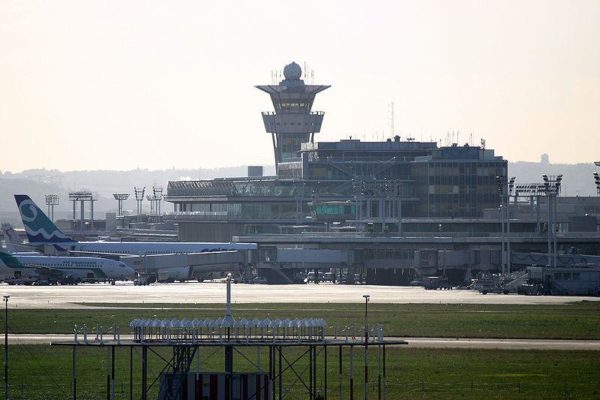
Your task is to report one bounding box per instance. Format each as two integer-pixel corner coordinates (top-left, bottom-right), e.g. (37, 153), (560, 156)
(409, 146), (506, 217)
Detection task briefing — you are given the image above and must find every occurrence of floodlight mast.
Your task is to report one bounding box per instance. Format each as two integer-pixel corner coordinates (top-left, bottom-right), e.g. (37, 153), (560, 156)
(144, 187), (163, 222)
(145, 194), (154, 216)
(68, 191), (97, 231)
(134, 187), (145, 222)
(45, 194), (59, 222)
(542, 174), (563, 271)
(496, 176), (515, 275)
(153, 187), (163, 218)
(112, 193), (130, 217)
(507, 177), (515, 275)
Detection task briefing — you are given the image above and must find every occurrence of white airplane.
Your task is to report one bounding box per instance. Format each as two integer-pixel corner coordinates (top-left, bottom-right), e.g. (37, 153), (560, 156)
(0, 249), (135, 285)
(14, 195), (257, 281)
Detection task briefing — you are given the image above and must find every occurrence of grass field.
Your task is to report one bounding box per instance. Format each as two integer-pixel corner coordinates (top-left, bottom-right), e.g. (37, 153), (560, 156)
(3, 302), (599, 399)
(2, 345), (600, 399)
(5, 301), (600, 339)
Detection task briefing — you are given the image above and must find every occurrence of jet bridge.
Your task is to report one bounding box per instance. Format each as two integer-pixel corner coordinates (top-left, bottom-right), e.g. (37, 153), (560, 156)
(122, 250), (246, 277)
(511, 252), (600, 268)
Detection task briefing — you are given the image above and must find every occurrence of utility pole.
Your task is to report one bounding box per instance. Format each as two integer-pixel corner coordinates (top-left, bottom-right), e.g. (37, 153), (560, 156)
(3, 295), (9, 400)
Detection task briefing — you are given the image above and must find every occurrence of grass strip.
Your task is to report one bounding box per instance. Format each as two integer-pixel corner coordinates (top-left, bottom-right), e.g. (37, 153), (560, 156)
(5, 301), (600, 339)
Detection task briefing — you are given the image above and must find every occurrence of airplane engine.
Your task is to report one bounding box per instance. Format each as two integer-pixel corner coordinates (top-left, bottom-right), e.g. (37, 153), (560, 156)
(157, 267), (191, 282)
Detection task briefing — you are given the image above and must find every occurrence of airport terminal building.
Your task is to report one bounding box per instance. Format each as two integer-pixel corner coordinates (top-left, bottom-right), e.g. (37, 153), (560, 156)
(164, 62), (600, 285)
(165, 62), (507, 238)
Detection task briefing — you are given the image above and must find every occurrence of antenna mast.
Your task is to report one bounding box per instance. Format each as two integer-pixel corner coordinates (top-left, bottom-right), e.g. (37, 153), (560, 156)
(389, 102), (395, 136)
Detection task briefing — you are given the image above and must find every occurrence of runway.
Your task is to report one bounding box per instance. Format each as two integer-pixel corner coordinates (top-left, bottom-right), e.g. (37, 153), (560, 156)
(1, 282), (599, 309)
(6, 334), (600, 350)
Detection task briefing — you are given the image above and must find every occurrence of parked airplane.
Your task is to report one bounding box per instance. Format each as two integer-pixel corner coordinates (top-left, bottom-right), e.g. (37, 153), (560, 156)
(1, 223), (38, 254)
(0, 250), (135, 285)
(14, 195), (257, 281)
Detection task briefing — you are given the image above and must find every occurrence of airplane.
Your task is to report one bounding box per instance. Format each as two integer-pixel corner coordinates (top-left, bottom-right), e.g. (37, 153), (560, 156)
(0, 249), (135, 285)
(14, 195), (257, 282)
(1, 223), (38, 254)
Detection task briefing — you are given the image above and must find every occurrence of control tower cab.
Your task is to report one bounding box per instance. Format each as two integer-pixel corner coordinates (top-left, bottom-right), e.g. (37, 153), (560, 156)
(256, 62), (330, 174)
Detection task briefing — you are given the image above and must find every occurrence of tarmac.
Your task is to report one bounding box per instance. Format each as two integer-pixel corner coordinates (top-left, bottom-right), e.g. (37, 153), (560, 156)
(1, 282), (599, 309)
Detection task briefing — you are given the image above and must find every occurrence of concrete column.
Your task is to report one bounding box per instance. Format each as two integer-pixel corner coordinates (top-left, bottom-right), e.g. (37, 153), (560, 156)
(80, 200), (85, 231)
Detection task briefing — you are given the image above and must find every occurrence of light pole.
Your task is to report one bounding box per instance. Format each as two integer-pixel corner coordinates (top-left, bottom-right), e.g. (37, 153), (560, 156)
(507, 177), (515, 276)
(496, 176), (515, 276)
(3, 295), (9, 400)
(44, 195), (59, 222)
(134, 187), (145, 223)
(498, 204), (505, 275)
(542, 174), (562, 269)
(363, 294), (370, 400)
(553, 176), (562, 269)
(496, 176), (506, 275)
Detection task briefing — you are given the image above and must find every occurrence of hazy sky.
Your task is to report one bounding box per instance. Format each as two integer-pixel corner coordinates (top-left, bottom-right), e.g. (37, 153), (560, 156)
(1, 0), (599, 172)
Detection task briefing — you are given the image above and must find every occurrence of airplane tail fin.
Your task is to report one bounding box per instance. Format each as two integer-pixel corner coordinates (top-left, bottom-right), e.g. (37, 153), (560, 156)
(14, 195), (75, 244)
(1, 223), (20, 244)
(1, 223), (22, 252)
(0, 249), (23, 269)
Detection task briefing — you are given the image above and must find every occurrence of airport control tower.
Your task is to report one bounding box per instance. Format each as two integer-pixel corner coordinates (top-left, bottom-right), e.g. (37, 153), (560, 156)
(256, 62), (330, 171)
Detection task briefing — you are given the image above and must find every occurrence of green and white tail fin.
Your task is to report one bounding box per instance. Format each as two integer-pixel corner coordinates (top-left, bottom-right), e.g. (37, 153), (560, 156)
(14, 195), (75, 244)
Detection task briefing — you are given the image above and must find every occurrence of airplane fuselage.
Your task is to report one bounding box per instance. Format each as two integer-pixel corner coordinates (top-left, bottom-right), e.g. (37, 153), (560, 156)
(1, 254), (134, 282)
(62, 241), (257, 256)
